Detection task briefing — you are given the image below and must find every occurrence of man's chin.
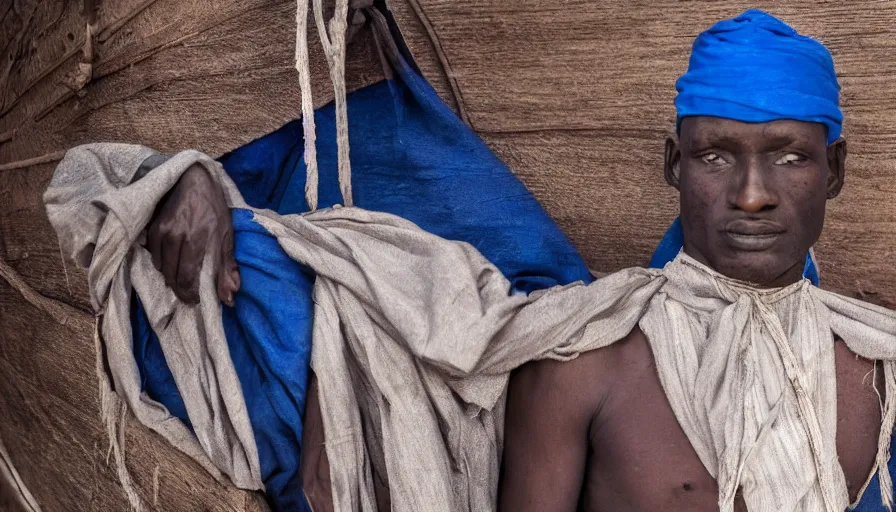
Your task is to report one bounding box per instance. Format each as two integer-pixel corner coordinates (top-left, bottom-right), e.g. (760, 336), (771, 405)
(711, 251), (804, 288)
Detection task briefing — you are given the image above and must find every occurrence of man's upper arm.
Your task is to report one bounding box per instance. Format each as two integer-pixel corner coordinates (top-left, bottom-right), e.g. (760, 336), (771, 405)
(499, 353), (603, 511)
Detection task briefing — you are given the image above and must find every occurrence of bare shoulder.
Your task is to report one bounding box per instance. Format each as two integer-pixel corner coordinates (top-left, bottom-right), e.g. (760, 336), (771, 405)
(508, 327), (644, 417)
(833, 335), (882, 414)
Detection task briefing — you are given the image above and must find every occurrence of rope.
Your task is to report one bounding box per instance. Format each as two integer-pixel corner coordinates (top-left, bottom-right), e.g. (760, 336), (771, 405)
(295, 0), (353, 210)
(294, 0), (319, 211)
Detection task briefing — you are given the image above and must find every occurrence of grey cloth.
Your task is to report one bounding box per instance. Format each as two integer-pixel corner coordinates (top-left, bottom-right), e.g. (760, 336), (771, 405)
(45, 143), (896, 512)
(44, 144), (263, 492)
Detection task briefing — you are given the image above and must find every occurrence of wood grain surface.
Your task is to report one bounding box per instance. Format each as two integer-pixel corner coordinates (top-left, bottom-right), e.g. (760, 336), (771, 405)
(0, 277), (270, 510)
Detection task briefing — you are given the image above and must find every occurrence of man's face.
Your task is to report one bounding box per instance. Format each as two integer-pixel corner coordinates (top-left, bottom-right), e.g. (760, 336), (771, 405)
(666, 116), (846, 286)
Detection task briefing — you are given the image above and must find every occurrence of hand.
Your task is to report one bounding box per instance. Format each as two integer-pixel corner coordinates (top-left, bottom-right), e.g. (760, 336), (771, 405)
(146, 163), (240, 305)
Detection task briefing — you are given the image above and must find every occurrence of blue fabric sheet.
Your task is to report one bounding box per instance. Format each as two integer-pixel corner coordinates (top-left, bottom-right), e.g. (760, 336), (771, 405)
(131, 211), (315, 511)
(131, 15), (591, 511)
(854, 433), (896, 512)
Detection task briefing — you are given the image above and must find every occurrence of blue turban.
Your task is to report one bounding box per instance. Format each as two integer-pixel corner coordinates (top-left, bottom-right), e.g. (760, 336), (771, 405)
(675, 9), (842, 144)
(655, 10), (838, 283)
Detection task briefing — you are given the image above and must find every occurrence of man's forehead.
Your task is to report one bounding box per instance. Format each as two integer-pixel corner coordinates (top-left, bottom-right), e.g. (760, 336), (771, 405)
(681, 117), (827, 147)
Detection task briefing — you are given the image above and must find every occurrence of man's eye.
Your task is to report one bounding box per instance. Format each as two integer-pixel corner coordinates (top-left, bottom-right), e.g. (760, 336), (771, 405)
(775, 153), (807, 165)
(701, 153), (727, 165)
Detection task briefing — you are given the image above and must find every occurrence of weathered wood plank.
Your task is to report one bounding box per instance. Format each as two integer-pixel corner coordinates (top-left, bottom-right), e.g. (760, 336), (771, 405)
(0, 280), (267, 511)
(0, 0), (387, 163)
(482, 130), (678, 271)
(0, 1), (85, 119)
(406, 1), (896, 132)
(0, 162), (91, 311)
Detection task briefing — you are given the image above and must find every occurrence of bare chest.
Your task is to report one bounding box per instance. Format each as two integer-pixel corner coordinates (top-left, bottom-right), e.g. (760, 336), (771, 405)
(580, 333), (883, 512)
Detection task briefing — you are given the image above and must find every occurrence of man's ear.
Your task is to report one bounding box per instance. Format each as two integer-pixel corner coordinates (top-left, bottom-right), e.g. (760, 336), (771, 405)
(826, 137), (847, 199)
(664, 137), (681, 190)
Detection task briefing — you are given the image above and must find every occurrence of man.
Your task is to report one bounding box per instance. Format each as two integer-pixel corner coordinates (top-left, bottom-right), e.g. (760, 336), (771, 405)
(499, 11), (888, 512)
(501, 103), (877, 508)
(125, 9), (893, 512)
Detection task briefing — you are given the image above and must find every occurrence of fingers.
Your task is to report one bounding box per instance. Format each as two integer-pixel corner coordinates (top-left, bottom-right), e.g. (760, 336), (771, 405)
(216, 227), (241, 307)
(176, 237), (204, 305)
(144, 164), (236, 306)
(149, 217), (204, 304)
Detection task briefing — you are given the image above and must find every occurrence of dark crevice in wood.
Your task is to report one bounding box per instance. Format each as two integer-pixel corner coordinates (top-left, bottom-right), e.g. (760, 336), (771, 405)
(0, 5), (13, 37)
(82, 0), (97, 25)
(0, 45), (83, 118)
(404, 0), (471, 128)
(96, 0), (159, 43)
(37, 1), (69, 39)
(0, 3), (29, 58)
(0, 3), (12, 21)
(33, 89), (75, 122)
(0, 9), (34, 115)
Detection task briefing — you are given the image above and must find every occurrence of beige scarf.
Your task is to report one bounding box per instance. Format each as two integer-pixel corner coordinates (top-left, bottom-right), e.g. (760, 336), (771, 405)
(642, 254), (896, 511)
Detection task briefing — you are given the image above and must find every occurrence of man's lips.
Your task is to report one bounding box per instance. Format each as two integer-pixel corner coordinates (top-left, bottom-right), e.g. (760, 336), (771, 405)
(723, 220), (786, 250)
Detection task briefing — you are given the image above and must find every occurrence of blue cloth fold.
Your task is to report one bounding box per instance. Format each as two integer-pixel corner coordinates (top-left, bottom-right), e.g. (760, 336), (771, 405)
(675, 9), (842, 144)
(853, 431), (896, 512)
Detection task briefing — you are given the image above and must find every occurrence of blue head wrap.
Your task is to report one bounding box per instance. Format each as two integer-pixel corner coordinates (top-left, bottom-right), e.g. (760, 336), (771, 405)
(675, 9), (842, 144)
(654, 10), (839, 284)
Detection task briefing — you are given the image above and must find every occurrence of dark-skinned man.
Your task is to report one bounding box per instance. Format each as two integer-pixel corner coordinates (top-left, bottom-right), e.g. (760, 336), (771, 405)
(138, 10), (896, 512)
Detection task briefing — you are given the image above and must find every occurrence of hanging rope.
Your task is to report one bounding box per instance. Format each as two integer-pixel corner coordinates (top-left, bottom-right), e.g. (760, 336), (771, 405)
(295, 0), (353, 210)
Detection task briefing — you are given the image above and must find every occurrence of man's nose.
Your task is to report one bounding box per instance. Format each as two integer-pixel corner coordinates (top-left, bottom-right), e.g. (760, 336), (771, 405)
(731, 159), (778, 213)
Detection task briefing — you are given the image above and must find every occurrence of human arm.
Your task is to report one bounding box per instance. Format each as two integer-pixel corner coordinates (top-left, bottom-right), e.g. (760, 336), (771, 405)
(499, 353), (603, 511)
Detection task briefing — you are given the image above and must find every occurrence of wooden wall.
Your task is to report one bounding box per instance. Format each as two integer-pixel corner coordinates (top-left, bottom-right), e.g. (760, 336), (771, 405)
(0, 0), (894, 509)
